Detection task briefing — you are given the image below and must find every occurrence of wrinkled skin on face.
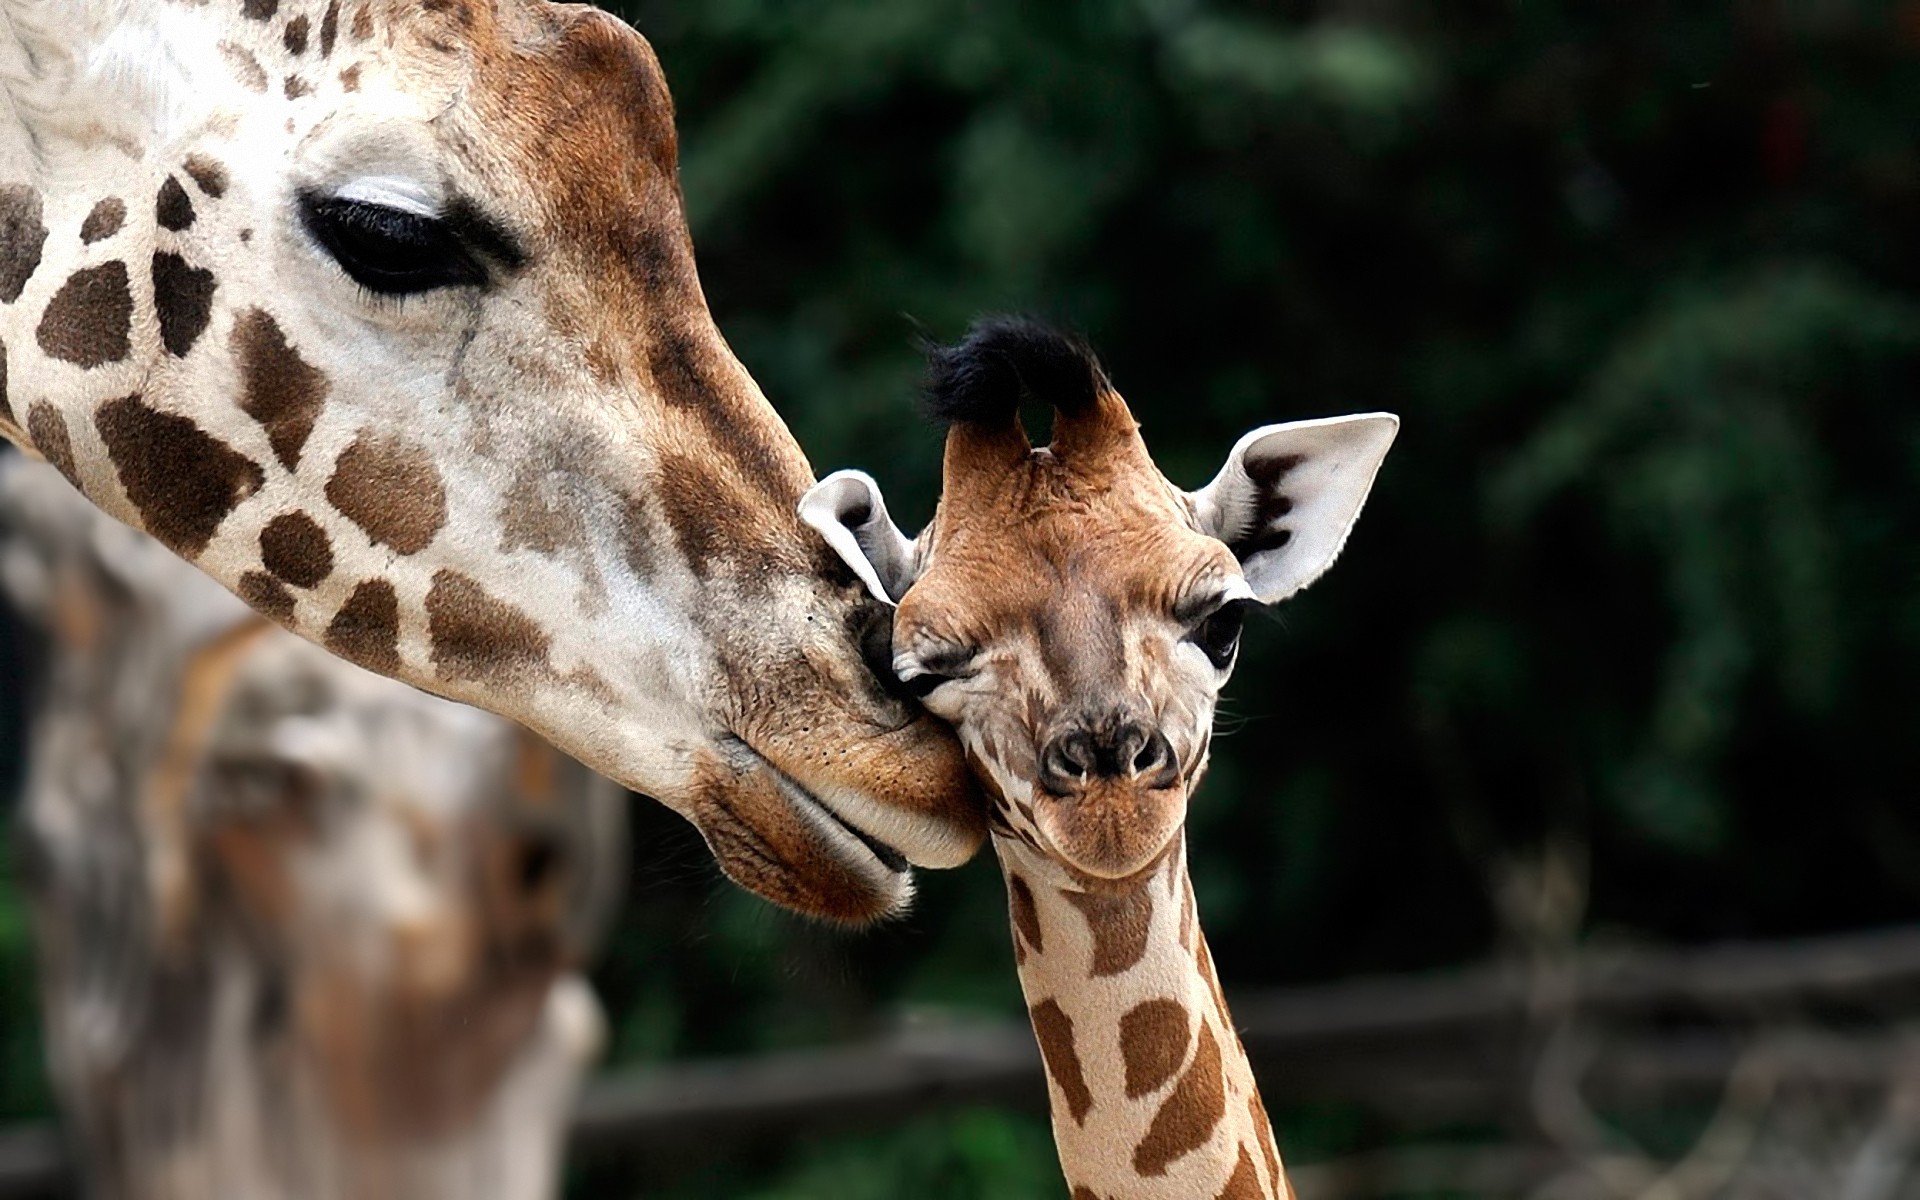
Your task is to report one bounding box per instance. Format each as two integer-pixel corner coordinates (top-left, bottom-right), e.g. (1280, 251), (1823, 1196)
(0, 0), (984, 921)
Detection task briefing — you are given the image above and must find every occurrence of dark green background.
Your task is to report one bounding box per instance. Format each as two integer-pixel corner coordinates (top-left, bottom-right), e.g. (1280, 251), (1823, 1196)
(9, 1), (1920, 1195)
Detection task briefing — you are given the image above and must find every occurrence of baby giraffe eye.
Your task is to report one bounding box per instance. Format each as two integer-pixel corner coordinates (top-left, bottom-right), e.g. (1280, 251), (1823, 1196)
(1191, 600), (1253, 671)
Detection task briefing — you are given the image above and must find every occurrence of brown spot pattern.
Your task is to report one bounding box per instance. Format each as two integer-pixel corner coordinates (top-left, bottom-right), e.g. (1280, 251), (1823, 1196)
(238, 571), (295, 622)
(0, 338), (9, 426)
(234, 310), (327, 470)
(0, 185), (46, 302)
(1120, 998), (1192, 1099)
(284, 76), (313, 100)
(1063, 884), (1154, 977)
(325, 580), (399, 673)
(220, 42), (268, 92)
(1029, 999), (1092, 1125)
(339, 65), (362, 91)
(1133, 1021), (1227, 1176)
(95, 396), (264, 556)
(1217, 1147), (1264, 1200)
(1070, 1190), (1103, 1200)
(260, 512), (333, 588)
(37, 262), (131, 367)
(1250, 1092), (1283, 1192)
(183, 157), (229, 198)
(283, 14), (309, 54)
(26, 403), (78, 488)
(351, 3), (373, 39)
(152, 253), (216, 357)
(319, 1), (340, 55)
(1008, 873), (1043, 964)
(426, 570), (552, 685)
(79, 197), (125, 244)
(326, 433), (446, 554)
(155, 177), (194, 231)
(241, 0), (277, 17)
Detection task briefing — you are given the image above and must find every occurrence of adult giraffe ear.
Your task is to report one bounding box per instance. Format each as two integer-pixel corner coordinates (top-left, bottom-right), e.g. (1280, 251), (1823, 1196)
(798, 470), (924, 606)
(1190, 413), (1400, 604)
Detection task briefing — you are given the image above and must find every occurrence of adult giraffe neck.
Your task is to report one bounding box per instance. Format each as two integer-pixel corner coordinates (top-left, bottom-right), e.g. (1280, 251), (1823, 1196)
(994, 834), (1290, 1200)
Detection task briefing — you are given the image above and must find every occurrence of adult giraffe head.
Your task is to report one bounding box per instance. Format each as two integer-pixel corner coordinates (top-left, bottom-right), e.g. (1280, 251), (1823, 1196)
(802, 319), (1397, 881)
(0, 0), (984, 922)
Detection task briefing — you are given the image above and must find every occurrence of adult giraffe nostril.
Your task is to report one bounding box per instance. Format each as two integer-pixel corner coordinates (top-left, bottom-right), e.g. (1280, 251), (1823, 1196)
(1131, 730), (1178, 788)
(1039, 733), (1095, 794)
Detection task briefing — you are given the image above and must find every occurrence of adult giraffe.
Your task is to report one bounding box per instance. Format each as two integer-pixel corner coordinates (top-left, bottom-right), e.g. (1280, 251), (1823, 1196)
(0, 0), (983, 922)
(803, 319), (1398, 1198)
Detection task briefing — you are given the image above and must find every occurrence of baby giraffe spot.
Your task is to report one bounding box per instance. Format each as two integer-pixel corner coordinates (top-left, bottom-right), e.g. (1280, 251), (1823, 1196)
(96, 396), (264, 556)
(26, 403), (78, 488)
(1007, 873), (1043, 964)
(37, 262), (131, 367)
(284, 76), (313, 100)
(237, 571), (295, 623)
(283, 15), (309, 54)
(0, 337), (9, 425)
(155, 177), (194, 231)
(241, 0), (278, 18)
(0, 185), (47, 302)
(1063, 885), (1154, 977)
(259, 512), (333, 588)
(182, 157), (229, 198)
(351, 4), (374, 39)
(1217, 1147), (1264, 1200)
(425, 570), (552, 685)
(325, 580), (399, 673)
(79, 197), (126, 244)
(152, 253), (217, 357)
(1070, 1189), (1107, 1200)
(233, 309), (327, 469)
(326, 432), (446, 554)
(339, 65), (362, 91)
(1028, 1000), (1093, 1125)
(219, 42), (269, 92)
(319, 1), (341, 55)
(1119, 998), (1192, 1099)
(1133, 1021), (1227, 1176)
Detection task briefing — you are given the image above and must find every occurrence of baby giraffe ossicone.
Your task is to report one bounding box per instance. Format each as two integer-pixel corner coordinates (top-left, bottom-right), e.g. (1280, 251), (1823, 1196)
(802, 320), (1397, 1200)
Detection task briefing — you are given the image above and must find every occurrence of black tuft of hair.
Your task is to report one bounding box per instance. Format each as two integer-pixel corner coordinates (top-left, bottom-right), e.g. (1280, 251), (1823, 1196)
(921, 316), (1106, 428)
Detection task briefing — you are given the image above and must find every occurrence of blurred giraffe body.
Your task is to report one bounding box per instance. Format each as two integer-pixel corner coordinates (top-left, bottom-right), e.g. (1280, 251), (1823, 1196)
(802, 320), (1399, 1198)
(0, 456), (626, 1200)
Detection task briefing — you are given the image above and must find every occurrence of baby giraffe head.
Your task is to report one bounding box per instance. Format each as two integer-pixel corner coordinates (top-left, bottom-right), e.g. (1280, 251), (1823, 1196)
(801, 319), (1397, 883)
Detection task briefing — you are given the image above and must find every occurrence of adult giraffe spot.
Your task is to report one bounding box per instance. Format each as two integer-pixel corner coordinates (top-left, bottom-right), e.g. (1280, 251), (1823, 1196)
(1119, 998), (1192, 1099)
(1133, 1022), (1227, 1176)
(241, 0), (278, 18)
(284, 76), (313, 100)
(152, 253), (216, 358)
(238, 571), (295, 622)
(26, 403), (78, 489)
(1028, 999), (1092, 1126)
(326, 432), (446, 553)
(155, 177), (194, 231)
(37, 262), (131, 367)
(182, 157), (229, 198)
(325, 579), (399, 674)
(0, 185), (46, 303)
(96, 395), (264, 556)
(1216, 1147), (1264, 1200)
(259, 512), (333, 589)
(79, 198), (126, 244)
(338, 65), (362, 92)
(234, 309), (327, 470)
(1070, 1190), (1104, 1200)
(283, 15), (309, 54)
(220, 42), (269, 92)
(1063, 884), (1153, 977)
(1007, 872), (1043, 964)
(425, 569), (552, 685)
(319, 1), (341, 55)
(1249, 1093), (1282, 1191)
(351, 4), (374, 39)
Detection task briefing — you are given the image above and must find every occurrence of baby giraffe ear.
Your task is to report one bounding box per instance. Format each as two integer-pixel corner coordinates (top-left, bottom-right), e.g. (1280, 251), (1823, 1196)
(1190, 413), (1400, 604)
(798, 470), (924, 605)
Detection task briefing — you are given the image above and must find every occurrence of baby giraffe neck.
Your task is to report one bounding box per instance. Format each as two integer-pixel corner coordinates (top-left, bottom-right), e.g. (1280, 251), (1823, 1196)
(994, 834), (1289, 1200)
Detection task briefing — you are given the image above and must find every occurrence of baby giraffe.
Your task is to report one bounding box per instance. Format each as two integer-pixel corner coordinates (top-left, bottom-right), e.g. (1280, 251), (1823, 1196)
(802, 320), (1397, 1200)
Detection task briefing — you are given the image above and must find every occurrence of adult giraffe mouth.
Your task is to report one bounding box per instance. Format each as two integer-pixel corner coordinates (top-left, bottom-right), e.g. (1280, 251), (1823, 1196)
(720, 736), (913, 875)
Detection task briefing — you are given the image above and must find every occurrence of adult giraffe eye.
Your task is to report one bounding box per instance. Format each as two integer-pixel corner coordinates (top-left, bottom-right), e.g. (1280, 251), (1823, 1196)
(1192, 601), (1251, 670)
(299, 194), (486, 296)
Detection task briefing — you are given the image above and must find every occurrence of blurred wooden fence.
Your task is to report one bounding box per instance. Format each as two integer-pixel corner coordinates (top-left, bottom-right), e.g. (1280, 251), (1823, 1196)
(7, 921), (1920, 1196)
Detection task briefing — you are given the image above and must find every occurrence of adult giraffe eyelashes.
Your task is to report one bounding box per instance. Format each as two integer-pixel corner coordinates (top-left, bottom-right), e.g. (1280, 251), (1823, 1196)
(297, 189), (522, 297)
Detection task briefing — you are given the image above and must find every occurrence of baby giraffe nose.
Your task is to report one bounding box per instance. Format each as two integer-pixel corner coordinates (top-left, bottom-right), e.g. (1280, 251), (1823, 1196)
(1039, 717), (1179, 794)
